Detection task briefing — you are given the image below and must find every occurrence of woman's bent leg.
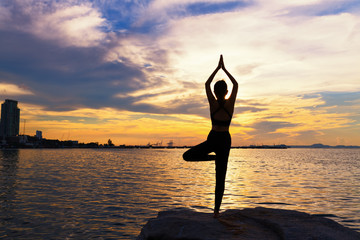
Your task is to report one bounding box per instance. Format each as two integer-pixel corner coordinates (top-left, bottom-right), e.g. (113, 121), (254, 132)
(183, 140), (213, 161)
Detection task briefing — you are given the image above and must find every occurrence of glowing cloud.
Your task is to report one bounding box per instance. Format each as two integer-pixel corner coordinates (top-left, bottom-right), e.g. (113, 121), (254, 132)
(33, 4), (107, 47)
(0, 83), (33, 96)
(1, 1), (107, 47)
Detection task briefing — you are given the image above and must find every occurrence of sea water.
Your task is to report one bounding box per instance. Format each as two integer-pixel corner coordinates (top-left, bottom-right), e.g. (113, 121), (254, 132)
(0, 148), (359, 239)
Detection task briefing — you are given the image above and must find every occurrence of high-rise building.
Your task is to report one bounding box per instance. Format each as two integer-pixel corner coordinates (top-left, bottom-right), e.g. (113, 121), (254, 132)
(0, 99), (20, 137)
(36, 130), (42, 140)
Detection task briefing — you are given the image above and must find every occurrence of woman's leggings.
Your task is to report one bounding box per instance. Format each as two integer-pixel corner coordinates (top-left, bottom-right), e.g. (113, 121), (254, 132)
(182, 130), (231, 212)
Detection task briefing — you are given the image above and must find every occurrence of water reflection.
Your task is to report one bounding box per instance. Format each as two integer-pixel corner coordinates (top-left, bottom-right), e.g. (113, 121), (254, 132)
(0, 148), (358, 239)
(0, 150), (19, 217)
(223, 149), (360, 231)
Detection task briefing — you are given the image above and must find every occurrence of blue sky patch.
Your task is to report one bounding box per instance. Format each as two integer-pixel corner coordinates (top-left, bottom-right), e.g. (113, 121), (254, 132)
(319, 92), (360, 107)
(317, 0), (360, 16)
(185, 1), (251, 16)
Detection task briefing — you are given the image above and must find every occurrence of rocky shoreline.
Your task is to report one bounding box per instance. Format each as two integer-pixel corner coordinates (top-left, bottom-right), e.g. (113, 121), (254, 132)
(137, 207), (360, 240)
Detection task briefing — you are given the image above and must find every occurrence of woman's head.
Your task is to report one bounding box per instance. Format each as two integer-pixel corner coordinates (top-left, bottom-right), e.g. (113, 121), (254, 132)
(214, 80), (228, 100)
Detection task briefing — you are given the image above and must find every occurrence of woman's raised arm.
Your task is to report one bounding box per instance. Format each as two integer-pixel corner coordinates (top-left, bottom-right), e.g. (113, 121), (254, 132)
(205, 56), (222, 103)
(222, 58), (238, 104)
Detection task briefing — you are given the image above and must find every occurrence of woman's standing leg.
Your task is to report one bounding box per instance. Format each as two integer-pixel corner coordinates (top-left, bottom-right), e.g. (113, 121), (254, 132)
(214, 132), (231, 215)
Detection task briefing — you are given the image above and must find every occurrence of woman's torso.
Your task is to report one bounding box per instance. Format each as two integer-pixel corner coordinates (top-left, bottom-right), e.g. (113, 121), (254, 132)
(210, 100), (233, 132)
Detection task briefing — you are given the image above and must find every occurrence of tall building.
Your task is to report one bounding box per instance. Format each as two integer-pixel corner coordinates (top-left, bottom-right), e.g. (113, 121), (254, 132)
(0, 99), (20, 137)
(36, 130), (42, 140)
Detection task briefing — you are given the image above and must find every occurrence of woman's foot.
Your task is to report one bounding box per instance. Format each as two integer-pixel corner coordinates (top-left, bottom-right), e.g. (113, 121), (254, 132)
(213, 210), (220, 218)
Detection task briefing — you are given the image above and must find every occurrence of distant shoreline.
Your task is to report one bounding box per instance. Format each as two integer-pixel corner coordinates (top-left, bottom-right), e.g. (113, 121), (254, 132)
(1, 143), (360, 150)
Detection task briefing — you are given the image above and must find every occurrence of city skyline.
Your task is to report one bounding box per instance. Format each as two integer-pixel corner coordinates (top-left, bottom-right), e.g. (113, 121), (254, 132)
(1, 0), (360, 146)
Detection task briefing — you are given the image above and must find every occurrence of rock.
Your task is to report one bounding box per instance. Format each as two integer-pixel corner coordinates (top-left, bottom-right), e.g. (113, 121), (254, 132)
(137, 207), (360, 240)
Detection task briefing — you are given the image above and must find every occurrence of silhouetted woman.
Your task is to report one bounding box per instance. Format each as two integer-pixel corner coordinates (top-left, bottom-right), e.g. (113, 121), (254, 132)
(183, 55), (238, 217)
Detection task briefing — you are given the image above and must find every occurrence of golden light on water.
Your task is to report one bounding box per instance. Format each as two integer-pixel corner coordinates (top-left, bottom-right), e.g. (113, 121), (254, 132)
(1, 147), (359, 239)
(222, 149), (357, 215)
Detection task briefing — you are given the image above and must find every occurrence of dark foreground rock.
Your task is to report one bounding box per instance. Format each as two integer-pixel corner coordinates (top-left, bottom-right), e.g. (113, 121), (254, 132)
(137, 207), (360, 240)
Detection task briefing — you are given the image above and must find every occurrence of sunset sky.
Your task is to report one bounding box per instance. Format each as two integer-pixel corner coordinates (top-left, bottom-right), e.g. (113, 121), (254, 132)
(1, 0), (360, 146)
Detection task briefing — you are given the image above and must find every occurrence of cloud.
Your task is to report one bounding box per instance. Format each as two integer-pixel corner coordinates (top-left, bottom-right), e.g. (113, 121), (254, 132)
(228, 93), (358, 145)
(3, 0), (359, 113)
(0, 0), (181, 113)
(291, 130), (323, 144)
(134, 0), (250, 27)
(1, 0), (110, 47)
(253, 0), (360, 15)
(235, 106), (267, 114)
(0, 82), (33, 96)
(155, 7), (360, 99)
(0, 29), (148, 111)
(1, 0), (360, 145)
(0, 4), (11, 26)
(31, 3), (107, 47)
(232, 120), (296, 144)
(303, 91), (360, 125)
(18, 102), (211, 145)
(315, 92), (360, 108)
(249, 120), (298, 134)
